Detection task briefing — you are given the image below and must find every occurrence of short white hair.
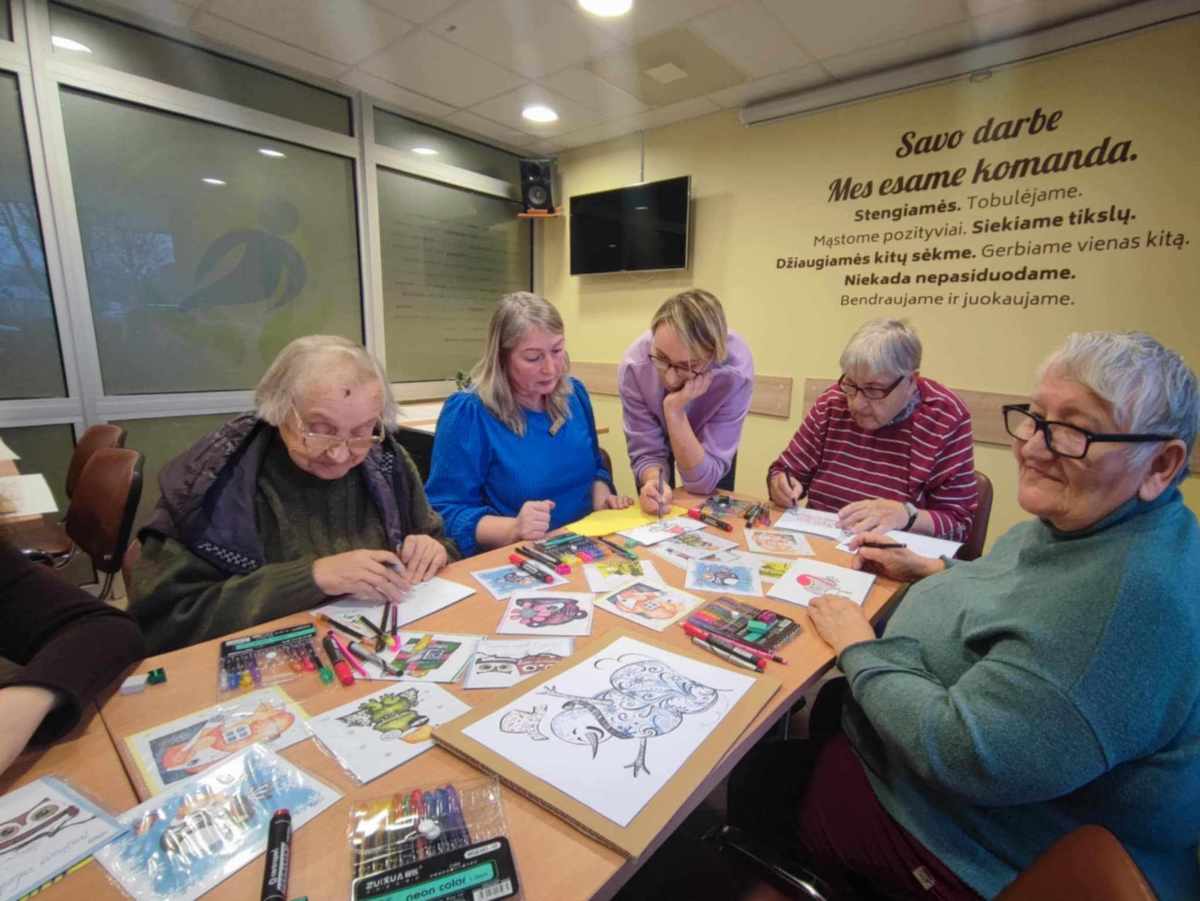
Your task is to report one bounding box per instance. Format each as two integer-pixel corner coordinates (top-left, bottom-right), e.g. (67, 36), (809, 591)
(1040, 331), (1198, 483)
(254, 335), (395, 427)
(840, 319), (922, 378)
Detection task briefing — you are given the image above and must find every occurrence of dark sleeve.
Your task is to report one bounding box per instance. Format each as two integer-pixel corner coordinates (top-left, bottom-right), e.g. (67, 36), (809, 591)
(0, 540), (145, 743)
(393, 443), (461, 561)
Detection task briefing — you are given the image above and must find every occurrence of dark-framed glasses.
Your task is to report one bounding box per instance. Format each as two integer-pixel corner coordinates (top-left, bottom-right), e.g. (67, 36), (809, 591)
(1002, 403), (1175, 460)
(649, 351), (710, 379)
(838, 373), (906, 400)
(291, 406), (384, 455)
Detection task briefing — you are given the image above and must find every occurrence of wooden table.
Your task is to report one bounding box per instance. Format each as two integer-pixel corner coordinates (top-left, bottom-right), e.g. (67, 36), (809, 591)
(97, 493), (900, 900)
(0, 709), (139, 899)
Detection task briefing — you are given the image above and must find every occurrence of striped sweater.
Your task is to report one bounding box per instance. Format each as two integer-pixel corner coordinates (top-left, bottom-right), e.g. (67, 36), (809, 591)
(769, 378), (978, 540)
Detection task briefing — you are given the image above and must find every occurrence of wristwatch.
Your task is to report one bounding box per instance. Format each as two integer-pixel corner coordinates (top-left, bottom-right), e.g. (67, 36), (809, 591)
(902, 502), (919, 531)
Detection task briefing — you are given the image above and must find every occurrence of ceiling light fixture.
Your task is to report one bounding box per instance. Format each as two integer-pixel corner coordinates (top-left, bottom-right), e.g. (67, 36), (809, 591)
(257, 148), (286, 158)
(51, 35), (92, 53)
(202, 177), (226, 186)
(411, 147), (439, 156)
(578, 0), (633, 16)
(522, 105), (559, 123)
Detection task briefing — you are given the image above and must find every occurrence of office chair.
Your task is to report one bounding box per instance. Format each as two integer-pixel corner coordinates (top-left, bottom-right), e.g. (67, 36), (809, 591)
(957, 470), (994, 561)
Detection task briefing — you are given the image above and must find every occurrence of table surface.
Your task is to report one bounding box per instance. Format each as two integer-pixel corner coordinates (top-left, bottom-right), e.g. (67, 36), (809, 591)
(80, 492), (899, 900)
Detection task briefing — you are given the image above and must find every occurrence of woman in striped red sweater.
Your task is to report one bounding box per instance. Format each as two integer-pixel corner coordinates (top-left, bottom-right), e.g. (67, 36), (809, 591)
(767, 319), (978, 541)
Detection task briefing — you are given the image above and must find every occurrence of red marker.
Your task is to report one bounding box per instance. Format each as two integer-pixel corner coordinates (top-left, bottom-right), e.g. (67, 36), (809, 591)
(508, 554), (555, 583)
(683, 622), (767, 670)
(688, 507), (733, 531)
(322, 632), (354, 686)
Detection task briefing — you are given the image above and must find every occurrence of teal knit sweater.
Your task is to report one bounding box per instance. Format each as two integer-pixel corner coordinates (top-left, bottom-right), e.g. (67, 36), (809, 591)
(840, 488), (1200, 899)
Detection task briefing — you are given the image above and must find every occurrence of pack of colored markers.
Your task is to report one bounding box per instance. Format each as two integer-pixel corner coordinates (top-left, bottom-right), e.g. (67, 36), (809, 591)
(687, 596), (802, 656)
(348, 776), (522, 901)
(216, 623), (323, 697)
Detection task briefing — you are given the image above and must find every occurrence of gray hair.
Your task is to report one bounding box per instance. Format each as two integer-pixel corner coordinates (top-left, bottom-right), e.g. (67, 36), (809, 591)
(1039, 331), (1198, 483)
(255, 335), (396, 427)
(839, 319), (922, 378)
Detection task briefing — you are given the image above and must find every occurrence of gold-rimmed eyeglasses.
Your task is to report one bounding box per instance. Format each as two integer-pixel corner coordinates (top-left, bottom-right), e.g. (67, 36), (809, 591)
(290, 406), (383, 456)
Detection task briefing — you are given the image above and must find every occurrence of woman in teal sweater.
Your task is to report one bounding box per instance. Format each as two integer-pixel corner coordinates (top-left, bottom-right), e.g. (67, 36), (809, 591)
(735, 331), (1200, 899)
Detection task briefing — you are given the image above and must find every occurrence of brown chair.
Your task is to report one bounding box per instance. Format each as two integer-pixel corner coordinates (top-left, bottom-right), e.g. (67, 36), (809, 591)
(997, 825), (1156, 901)
(52, 448), (144, 600)
(65, 423), (127, 500)
(956, 470), (994, 561)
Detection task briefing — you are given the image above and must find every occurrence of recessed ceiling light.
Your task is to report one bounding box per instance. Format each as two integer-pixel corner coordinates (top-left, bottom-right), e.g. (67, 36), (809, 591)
(411, 147), (439, 156)
(522, 105), (559, 123)
(258, 148), (287, 159)
(578, 0), (633, 16)
(51, 35), (92, 53)
(202, 177), (226, 186)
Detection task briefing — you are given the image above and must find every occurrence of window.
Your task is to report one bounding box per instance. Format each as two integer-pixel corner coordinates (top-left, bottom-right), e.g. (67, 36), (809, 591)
(378, 170), (531, 383)
(49, 3), (351, 135)
(375, 108), (522, 190)
(0, 72), (66, 400)
(60, 88), (363, 394)
(0, 424), (75, 510)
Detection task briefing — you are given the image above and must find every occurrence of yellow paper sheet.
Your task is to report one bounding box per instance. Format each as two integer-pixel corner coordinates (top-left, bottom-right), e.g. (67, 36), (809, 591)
(563, 505), (688, 537)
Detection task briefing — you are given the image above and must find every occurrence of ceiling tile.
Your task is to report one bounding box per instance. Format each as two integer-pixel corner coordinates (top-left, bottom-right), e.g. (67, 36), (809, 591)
(820, 19), (978, 79)
(963, 0), (1141, 42)
(441, 110), (538, 147)
(191, 12), (349, 80)
(525, 138), (563, 155)
(587, 27), (747, 106)
(203, 0), (412, 65)
(539, 67), (649, 115)
(554, 95), (721, 148)
(466, 84), (606, 136)
(364, 0), (458, 23)
(579, 0), (739, 42)
(762, 0), (966, 59)
(689, 0), (813, 78)
(339, 70), (457, 119)
(432, 0), (624, 80)
(362, 31), (528, 108)
(707, 63), (832, 108)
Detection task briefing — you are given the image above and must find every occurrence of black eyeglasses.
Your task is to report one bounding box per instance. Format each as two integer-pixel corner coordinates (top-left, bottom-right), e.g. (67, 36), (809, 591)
(838, 373), (906, 400)
(1002, 403), (1175, 460)
(649, 352), (710, 380)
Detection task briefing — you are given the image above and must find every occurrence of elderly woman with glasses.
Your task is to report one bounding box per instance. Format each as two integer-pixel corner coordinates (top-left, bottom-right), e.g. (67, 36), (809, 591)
(131, 335), (457, 654)
(619, 289), (754, 513)
(768, 319), (978, 540)
(732, 331), (1200, 899)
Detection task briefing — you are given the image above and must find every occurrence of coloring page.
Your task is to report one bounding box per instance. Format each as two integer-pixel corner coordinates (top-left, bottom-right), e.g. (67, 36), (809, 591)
(125, 686), (310, 796)
(647, 531), (739, 568)
(617, 516), (707, 547)
(0, 777), (126, 901)
(471, 564), (568, 600)
(594, 580), (702, 632)
(743, 528), (814, 557)
(767, 558), (876, 607)
(462, 638), (575, 689)
(583, 559), (666, 593)
(711, 550), (793, 583)
(95, 746), (339, 901)
(772, 507), (849, 541)
(385, 633), (480, 682)
(497, 591), (595, 637)
(308, 684), (470, 783)
(684, 559), (764, 597)
(462, 635), (754, 827)
(835, 530), (963, 560)
(314, 577), (475, 630)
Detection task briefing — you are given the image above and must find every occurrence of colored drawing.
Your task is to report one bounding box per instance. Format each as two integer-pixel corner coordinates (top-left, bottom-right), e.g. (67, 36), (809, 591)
(463, 638), (575, 689)
(583, 559), (665, 593)
(618, 516), (707, 547)
(766, 559), (876, 607)
(471, 564), (568, 600)
(498, 591), (595, 637)
(744, 528), (814, 557)
(684, 559), (763, 597)
(595, 580), (701, 632)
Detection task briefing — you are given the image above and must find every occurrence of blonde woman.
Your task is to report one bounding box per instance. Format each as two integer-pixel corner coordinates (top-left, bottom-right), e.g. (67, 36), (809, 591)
(425, 293), (630, 556)
(618, 289), (754, 512)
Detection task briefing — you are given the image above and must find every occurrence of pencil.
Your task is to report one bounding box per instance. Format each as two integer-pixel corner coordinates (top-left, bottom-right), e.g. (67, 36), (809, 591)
(860, 541), (906, 549)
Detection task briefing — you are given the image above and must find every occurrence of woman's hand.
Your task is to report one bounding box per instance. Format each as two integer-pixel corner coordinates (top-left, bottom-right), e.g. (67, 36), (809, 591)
(662, 371), (714, 417)
(847, 532), (946, 582)
(514, 499), (555, 541)
(399, 535), (448, 583)
(0, 685), (60, 777)
(595, 490), (634, 511)
(838, 498), (909, 534)
(638, 469), (674, 515)
(313, 549), (412, 602)
(808, 594), (875, 656)
(768, 470), (803, 508)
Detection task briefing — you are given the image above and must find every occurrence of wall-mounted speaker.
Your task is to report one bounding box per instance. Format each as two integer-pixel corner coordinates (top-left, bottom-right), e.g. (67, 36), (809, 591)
(519, 158), (556, 212)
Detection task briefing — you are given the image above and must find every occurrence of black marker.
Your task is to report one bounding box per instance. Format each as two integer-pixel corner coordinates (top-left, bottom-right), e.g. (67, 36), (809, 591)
(260, 809), (292, 901)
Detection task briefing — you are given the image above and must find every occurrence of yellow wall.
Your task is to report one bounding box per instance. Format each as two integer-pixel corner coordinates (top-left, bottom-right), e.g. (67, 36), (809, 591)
(543, 19), (1200, 546)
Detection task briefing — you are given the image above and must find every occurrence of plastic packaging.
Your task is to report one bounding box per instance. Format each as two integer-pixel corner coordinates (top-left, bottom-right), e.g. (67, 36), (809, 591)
(216, 623), (323, 697)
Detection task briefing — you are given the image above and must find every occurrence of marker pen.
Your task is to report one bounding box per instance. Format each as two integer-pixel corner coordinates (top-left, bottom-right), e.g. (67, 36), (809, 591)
(687, 507), (733, 532)
(508, 554), (554, 583)
(683, 622), (769, 669)
(690, 636), (761, 672)
(597, 535), (639, 560)
(515, 546), (570, 575)
(322, 632), (355, 686)
(260, 809), (292, 901)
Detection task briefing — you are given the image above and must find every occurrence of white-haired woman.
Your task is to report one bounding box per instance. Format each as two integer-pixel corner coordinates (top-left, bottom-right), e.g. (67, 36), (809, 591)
(425, 292), (630, 556)
(132, 335), (457, 654)
(768, 319), (978, 540)
(733, 331), (1200, 899)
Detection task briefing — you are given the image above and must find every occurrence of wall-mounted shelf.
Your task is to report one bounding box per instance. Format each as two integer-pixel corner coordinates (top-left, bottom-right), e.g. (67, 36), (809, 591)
(517, 207), (563, 219)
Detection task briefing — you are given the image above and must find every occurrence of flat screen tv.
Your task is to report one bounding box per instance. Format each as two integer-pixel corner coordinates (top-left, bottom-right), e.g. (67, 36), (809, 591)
(569, 175), (690, 275)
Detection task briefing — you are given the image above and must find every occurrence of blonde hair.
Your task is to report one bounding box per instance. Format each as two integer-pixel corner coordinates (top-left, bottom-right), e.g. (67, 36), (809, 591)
(255, 335), (395, 426)
(470, 292), (573, 436)
(650, 289), (729, 364)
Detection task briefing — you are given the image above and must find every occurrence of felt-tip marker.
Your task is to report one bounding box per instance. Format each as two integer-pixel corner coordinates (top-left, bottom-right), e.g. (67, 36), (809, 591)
(508, 554), (555, 583)
(683, 622), (768, 669)
(260, 808), (292, 901)
(516, 545), (571, 575)
(598, 535), (639, 560)
(321, 632), (354, 686)
(859, 541), (906, 550)
(687, 507), (733, 532)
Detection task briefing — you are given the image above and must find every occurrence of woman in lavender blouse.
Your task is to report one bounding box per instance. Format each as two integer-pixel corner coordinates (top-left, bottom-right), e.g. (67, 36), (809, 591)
(617, 290), (755, 512)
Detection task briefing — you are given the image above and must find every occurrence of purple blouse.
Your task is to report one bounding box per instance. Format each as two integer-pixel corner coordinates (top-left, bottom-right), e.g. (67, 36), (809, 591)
(617, 330), (755, 494)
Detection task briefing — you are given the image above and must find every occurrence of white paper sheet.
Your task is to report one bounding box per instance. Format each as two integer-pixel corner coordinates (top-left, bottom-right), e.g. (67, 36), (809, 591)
(743, 528), (815, 557)
(497, 591), (595, 637)
(647, 531), (740, 568)
(583, 559), (666, 593)
(594, 580), (702, 632)
(313, 577), (475, 634)
(462, 638), (575, 689)
(772, 506), (848, 541)
(617, 516), (708, 546)
(767, 558), (876, 607)
(308, 683), (470, 783)
(0, 474), (58, 516)
(462, 635), (755, 827)
(471, 563), (569, 599)
(836, 529), (963, 560)
(0, 438), (18, 461)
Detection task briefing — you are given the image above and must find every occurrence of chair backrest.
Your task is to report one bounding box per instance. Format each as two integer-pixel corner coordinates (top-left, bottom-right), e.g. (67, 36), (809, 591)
(121, 537), (142, 599)
(956, 470), (994, 561)
(65, 448), (144, 575)
(66, 424), (127, 500)
(996, 825), (1156, 901)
